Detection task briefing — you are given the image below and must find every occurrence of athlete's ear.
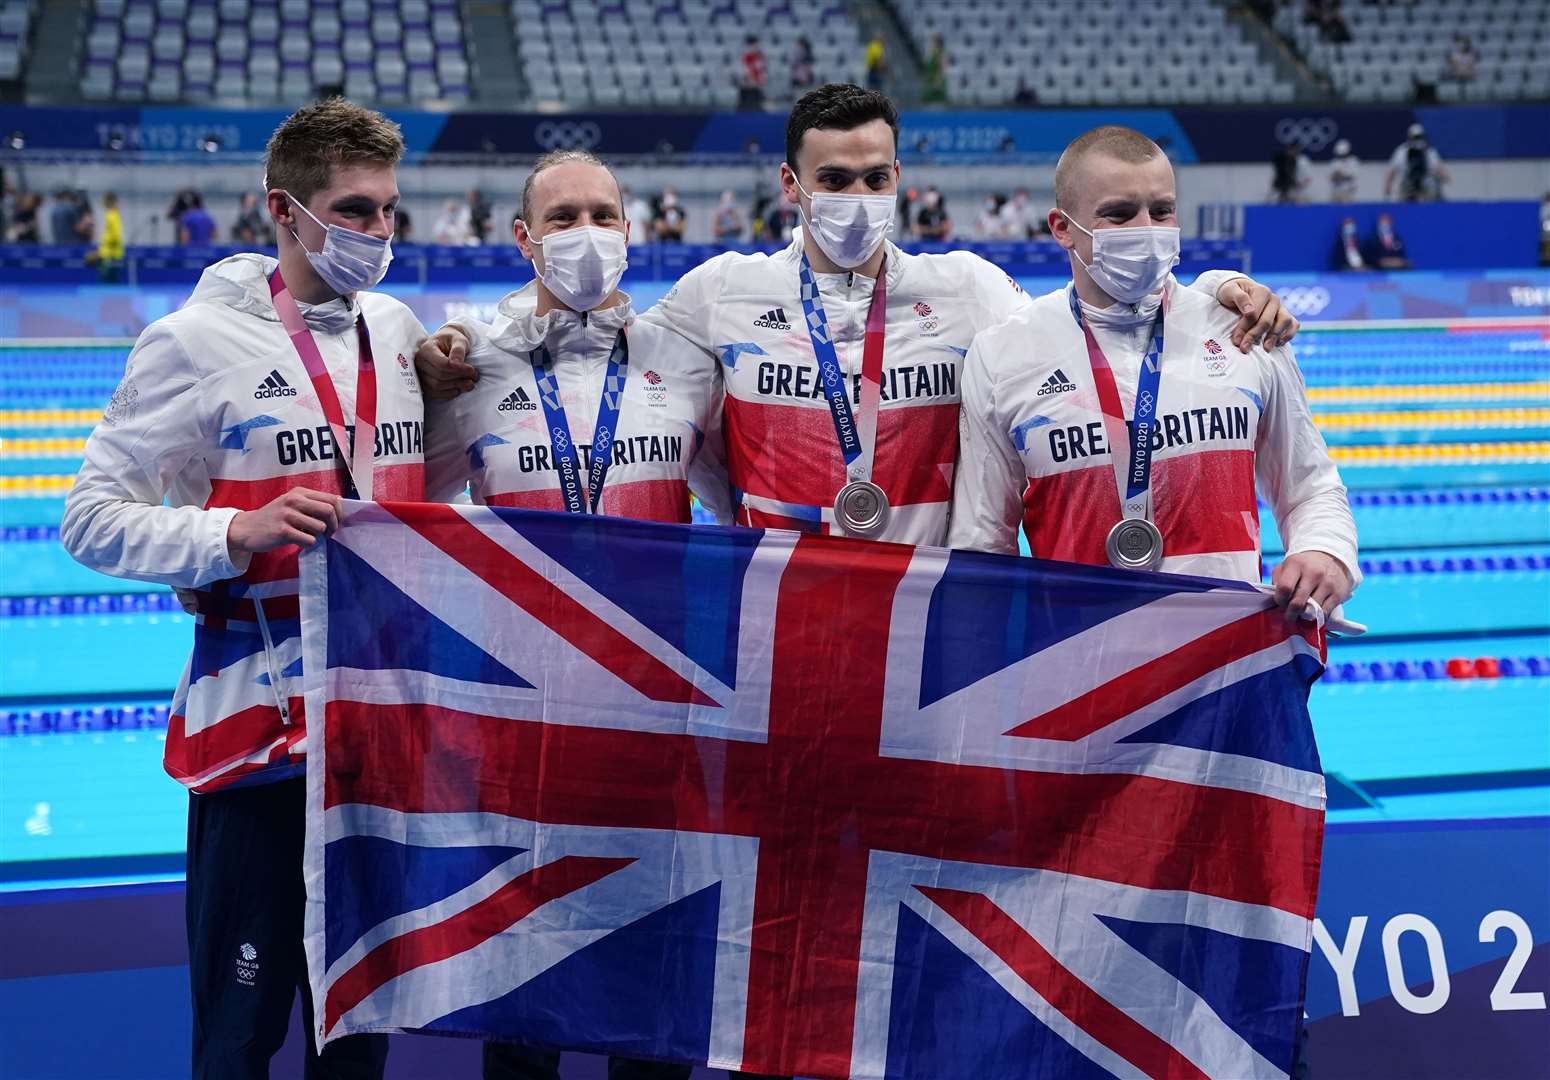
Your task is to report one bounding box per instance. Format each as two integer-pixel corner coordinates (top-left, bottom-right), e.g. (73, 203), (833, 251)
(1048, 208), (1073, 251)
(779, 162), (801, 206)
(513, 218), (537, 262)
(266, 190), (293, 230)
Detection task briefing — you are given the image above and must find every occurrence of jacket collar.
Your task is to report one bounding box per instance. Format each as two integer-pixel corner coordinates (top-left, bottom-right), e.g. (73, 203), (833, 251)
(782, 228), (909, 294)
(488, 282), (635, 356)
(189, 253), (361, 335)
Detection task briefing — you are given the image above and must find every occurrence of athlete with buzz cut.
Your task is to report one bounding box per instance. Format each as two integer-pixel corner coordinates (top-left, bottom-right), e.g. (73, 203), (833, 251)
(61, 98), (426, 1079)
(417, 84), (1299, 549)
(426, 148), (730, 1080)
(423, 148), (730, 532)
(950, 125), (1358, 620)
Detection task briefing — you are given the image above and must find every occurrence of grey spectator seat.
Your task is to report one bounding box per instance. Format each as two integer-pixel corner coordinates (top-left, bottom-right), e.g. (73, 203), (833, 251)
(80, 0), (473, 103)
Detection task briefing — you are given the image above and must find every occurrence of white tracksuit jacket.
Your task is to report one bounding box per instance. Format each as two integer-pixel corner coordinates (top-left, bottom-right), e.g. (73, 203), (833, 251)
(428, 284), (731, 523)
(61, 253), (427, 793)
(948, 279), (1359, 587)
(638, 231), (1241, 546)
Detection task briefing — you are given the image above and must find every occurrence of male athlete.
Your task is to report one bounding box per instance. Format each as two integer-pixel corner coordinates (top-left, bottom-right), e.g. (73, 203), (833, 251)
(426, 149), (731, 1080)
(419, 84), (1298, 548)
(61, 99), (426, 1079)
(949, 125), (1357, 619)
(424, 149), (728, 529)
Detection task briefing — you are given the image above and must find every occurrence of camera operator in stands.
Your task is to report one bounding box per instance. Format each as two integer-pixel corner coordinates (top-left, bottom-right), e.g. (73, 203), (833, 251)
(1270, 141), (1312, 204)
(1385, 123), (1448, 202)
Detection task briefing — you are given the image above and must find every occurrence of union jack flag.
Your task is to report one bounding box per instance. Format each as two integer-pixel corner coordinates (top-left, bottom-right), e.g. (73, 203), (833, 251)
(300, 501), (1326, 1079)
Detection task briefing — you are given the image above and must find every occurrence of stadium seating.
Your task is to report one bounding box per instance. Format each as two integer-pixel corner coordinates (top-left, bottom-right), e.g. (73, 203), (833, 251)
(1274, 0), (1550, 103)
(0, 0), (35, 83)
(892, 0), (1297, 107)
(512, 0), (865, 109)
(80, 0), (472, 105)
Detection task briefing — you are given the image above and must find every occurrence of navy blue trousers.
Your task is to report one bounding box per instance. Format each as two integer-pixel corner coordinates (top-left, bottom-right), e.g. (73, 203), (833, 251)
(186, 777), (387, 1080)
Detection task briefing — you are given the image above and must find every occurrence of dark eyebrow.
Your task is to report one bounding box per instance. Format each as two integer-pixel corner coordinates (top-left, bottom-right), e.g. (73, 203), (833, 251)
(814, 162), (894, 178)
(330, 194), (397, 211)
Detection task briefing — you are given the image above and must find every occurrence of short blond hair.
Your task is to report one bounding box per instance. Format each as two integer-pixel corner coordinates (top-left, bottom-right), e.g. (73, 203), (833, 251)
(520, 149), (621, 223)
(264, 99), (405, 204)
(1053, 126), (1164, 215)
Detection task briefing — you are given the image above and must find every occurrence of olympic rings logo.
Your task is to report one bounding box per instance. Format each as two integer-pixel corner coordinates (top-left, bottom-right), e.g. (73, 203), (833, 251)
(1273, 117), (1339, 152)
(534, 120), (603, 151)
(1277, 287), (1332, 318)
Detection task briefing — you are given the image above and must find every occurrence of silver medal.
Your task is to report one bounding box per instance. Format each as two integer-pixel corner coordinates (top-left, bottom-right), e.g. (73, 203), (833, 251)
(834, 480), (890, 537)
(1105, 518), (1164, 571)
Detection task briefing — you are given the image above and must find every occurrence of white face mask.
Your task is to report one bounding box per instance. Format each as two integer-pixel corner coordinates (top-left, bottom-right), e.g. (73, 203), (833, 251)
(282, 192), (393, 295)
(533, 224), (628, 312)
(794, 178), (895, 269)
(1063, 216), (1180, 304)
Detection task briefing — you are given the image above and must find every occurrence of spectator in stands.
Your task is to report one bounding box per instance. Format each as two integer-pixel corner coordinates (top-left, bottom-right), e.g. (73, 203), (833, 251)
(1385, 123), (1448, 201)
(999, 187), (1040, 239)
(1446, 35), (1478, 83)
(1540, 192), (1550, 266)
(915, 185), (951, 240)
(921, 33), (947, 104)
(791, 36), (816, 93)
(49, 188), (81, 245)
(975, 193), (1009, 239)
(712, 189), (745, 244)
(7, 189), (40, 242)
(763, 198), (799, 244)
(1315, 0), (1352, 44)
(1270, 141), (1312, 204)
(1364, 212), (1411, 269)
(466, 188), (492, 244)
(1011, 75), (1038, 106)
(232, 191), (275, 245)
(654, 188), (687, 241)
(166, 188), (198, 234)
(1328, 138), (1359, 203)
(94, 191), (124, 282)
(1334, 216), (1367, 271)
(393, 204), (413, 243)
(864, 32), (886, 91)
(177, 192), (216, 246)
(739, 35), (768, 111)
(622, 186), (652, 246)
(433, 197), (474, 244)
(72, 192), (95, 245)
(897, 186), (917, 234)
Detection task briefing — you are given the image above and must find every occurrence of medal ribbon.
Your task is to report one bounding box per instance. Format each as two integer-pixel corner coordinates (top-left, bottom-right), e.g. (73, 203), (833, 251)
(269, 270), (377, 500)
(1068, 286), (1168, 524)
(529, 330), (630, 514)
(797, 252), (888, 485)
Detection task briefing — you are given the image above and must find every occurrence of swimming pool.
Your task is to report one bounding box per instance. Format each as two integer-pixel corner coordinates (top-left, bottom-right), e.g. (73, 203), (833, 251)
(2, 319), (1548, 887)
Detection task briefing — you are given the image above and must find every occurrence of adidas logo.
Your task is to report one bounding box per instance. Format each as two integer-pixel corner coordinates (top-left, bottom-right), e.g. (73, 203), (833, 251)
(1037, 368), (1077, 397)
(753, 307), (792, 330)
(497, 386), (537, 412)
(253, 370), (297, 400)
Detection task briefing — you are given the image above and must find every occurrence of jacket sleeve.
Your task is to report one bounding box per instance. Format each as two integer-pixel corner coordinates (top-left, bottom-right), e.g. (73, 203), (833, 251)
(687, 361), (734, 525)
(947, 333), (1024, 554)
(1255, 343), (1362, 588)
(1187, 269), (1246, 304)
(636, 256), (728, 351)
(966, 253), (1037, 330)
(422, 392), (475, 504)
(60, 324), (249, 588)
